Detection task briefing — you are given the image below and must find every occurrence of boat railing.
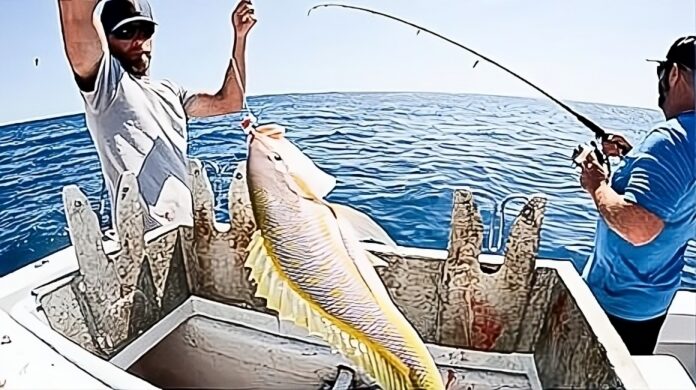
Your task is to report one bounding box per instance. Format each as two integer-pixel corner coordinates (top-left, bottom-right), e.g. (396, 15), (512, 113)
(90, 159), (692, 288)
(91, 161), (533, 254)
(201, 160), (239, 207)
(93, 159), (239, 232)
(484, 193), (530, 254)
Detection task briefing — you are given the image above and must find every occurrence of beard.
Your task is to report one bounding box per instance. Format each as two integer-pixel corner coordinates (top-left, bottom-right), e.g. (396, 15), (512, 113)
(658, 90), (666, 108)
(121, 52), (151, 77)
(658, 79), (669, 110)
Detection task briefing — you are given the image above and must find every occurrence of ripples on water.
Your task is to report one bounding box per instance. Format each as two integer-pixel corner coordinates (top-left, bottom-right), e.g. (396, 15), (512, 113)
(1, 92), (694, 288)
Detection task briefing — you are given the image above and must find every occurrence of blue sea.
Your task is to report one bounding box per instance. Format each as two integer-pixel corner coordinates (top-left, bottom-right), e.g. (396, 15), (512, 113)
(1, 92), (694, 289)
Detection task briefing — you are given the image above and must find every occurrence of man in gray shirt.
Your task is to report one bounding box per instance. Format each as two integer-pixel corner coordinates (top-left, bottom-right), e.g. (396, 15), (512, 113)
(57, 0), (256, 230)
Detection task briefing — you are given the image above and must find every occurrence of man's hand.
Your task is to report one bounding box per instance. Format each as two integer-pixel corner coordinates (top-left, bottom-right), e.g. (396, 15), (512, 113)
(601, 133), (633, 157)
(579, 149), (608, 194)
(232, 0), (257, 38)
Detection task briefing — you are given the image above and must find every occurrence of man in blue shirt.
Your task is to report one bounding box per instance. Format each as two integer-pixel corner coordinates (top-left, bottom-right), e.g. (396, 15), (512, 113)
(579, 36), (696, 355)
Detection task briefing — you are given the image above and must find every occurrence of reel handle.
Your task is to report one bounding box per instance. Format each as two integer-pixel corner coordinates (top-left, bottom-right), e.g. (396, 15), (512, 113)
(616, 142), (631, 157)
(571, 140), (612, 183)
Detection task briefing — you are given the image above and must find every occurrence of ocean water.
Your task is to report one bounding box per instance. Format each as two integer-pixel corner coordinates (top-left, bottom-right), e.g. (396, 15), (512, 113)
(1, 92), (694, 288)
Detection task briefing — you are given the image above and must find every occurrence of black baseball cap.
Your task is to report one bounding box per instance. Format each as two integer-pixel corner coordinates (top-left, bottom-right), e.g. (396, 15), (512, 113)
(648, 36), (696, 70)
(100, 0), (157, 34)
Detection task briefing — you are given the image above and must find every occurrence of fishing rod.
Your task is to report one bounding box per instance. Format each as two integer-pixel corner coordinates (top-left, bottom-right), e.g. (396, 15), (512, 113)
(307, 3), (629, 162)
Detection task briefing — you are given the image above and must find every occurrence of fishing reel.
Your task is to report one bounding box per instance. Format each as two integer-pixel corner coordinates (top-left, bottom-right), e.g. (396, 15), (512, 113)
(570, 138), (612, 182)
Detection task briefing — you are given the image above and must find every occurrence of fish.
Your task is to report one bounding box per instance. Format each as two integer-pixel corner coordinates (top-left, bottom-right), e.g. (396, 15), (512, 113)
(228, 138), (391, 268)
(248, 123), (336, 197)
(242, 125), (445, 390)
(245, 124), (399, 254)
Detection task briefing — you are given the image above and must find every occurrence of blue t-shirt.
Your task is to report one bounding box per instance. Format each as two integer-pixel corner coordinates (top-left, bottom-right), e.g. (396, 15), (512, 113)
(582, 111), (696, 321)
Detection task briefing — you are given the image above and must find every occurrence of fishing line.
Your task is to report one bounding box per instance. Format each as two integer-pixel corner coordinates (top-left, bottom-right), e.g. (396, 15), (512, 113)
(307, 5), (619, 141)
(231, 56), (260, 132)
(307, 3), (622, 174)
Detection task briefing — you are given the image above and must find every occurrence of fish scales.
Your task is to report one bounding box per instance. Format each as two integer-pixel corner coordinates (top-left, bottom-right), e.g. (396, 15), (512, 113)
(253, 186), (429, 386)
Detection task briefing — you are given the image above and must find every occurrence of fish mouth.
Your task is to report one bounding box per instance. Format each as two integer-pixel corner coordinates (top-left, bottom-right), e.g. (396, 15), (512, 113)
(245, 123), (287, 158)
(246, 130), (283, 176)
(247, 129), (271, 154)
(247, 124), (286, 156)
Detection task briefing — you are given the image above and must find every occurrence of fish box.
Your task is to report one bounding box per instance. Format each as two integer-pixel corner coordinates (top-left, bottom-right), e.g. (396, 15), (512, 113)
(30, 159), (649, 389)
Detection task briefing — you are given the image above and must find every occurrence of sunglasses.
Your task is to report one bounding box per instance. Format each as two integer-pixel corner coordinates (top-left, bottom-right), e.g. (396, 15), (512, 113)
(656, 61), (671, 78)
(111, 22), (155, 41)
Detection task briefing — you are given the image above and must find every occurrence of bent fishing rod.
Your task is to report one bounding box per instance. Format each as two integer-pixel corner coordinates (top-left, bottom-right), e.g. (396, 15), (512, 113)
(308, 3), (624, 158)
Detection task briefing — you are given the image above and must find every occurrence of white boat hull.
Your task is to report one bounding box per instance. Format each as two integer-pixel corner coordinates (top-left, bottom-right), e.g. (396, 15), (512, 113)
(1, 243), (694, 389)
(656, 290), (696, 383)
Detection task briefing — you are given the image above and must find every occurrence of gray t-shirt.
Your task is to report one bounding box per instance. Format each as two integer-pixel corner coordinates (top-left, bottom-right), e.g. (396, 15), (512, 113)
(80, 48), (194, 231)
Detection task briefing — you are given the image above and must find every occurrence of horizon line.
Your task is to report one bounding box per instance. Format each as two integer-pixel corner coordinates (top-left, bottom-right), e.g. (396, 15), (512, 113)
(0, 89), (661, 128)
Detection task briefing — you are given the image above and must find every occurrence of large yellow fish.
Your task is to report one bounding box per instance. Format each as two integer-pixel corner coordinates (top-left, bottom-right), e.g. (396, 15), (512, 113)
(243, 124), (445, 390)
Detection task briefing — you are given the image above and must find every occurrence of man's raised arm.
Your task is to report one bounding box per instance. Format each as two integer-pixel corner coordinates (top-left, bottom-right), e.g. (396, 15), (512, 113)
(184, 0), (256, 118)
(57, 0), (104, 92)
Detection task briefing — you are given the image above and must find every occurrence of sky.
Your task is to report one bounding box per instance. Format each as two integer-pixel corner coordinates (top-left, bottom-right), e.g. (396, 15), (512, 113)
(0, 0), (694, 125)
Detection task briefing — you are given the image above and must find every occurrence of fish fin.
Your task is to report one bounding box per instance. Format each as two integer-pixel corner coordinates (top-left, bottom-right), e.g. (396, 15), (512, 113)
(243, 231), (411, 389)
(329, 203), (399, 249)
(289, 172), (327, 202)
(322, 204), (390, 268)
(328, 205), (399, 307)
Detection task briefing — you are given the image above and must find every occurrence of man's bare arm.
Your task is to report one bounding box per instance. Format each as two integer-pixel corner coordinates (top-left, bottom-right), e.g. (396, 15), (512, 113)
(184, 36), (247, 118)
(184, 0), (255, 118)
(57, 0), (104, 91)
(591, 182), (665, 246)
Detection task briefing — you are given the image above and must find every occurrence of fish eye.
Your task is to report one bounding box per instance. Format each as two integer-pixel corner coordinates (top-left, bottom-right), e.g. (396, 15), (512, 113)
(235, 172), (243, 180)
(266, 152), (283, 162)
